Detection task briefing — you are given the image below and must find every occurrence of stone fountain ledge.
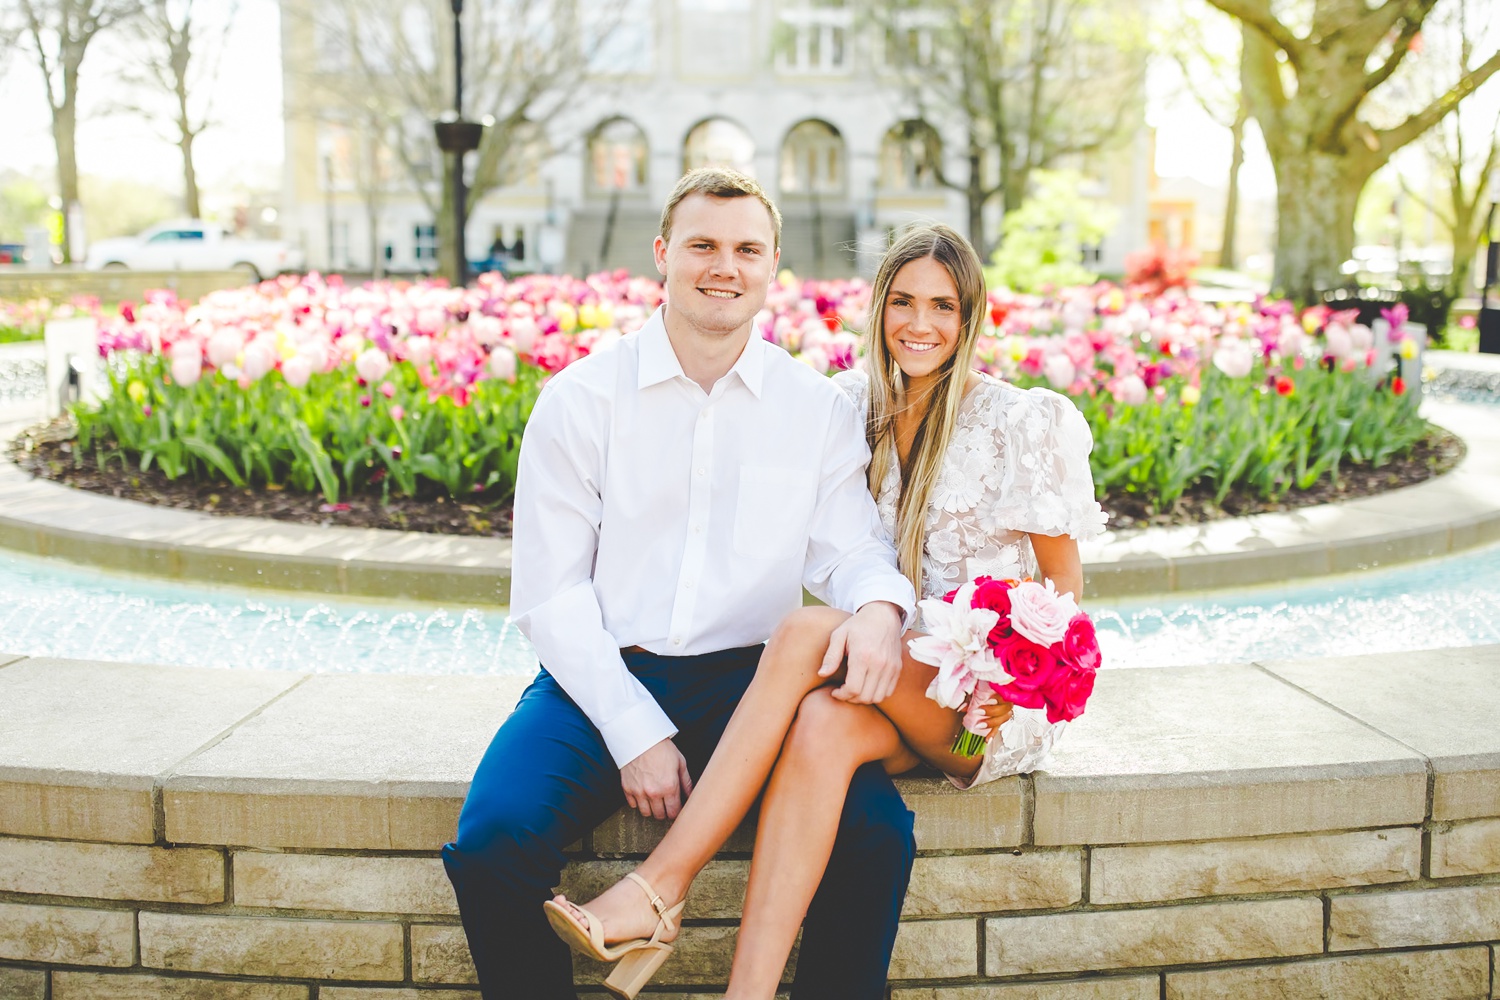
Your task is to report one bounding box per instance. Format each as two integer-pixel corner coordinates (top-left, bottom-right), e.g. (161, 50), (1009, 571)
(1, 395), (1498, 605)
(1, 644), (1499, 998)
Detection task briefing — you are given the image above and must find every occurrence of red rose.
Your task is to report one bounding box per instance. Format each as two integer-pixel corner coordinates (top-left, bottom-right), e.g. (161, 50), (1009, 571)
(1040, 662), (1096, 723)
(1060, 614), (1101, 673)
(994, 635), (1063, 711)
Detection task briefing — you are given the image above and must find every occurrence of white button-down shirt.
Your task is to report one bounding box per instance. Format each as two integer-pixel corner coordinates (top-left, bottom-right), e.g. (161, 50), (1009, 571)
(510, 307), (916, 766)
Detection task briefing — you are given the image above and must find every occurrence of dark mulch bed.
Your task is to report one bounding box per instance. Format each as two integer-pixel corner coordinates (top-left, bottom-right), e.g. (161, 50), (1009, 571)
(9, 419), (1465, 537)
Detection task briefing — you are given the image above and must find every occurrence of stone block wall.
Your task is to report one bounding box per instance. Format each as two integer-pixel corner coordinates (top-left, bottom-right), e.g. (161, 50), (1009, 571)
(2, 648), (1499, 997)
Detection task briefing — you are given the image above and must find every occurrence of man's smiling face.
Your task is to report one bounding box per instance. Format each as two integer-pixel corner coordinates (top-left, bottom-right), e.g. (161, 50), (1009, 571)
(655, 192), (778, 338)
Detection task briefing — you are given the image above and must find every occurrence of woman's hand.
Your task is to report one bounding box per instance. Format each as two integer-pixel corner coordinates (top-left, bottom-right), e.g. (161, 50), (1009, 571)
(978, 697), (1014, 734)
(962, 685), (1014, 737)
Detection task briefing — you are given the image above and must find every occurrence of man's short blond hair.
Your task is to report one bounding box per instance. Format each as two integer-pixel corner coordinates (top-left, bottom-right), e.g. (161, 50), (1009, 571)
(659, 167), (782, 251)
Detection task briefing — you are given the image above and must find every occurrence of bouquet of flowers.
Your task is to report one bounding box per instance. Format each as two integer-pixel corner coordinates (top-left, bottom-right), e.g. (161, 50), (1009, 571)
(909, 577), (1102, 757)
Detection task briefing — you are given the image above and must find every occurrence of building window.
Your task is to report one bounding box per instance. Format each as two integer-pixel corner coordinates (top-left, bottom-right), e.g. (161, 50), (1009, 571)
(780, 120), (845, 196)
(879, 120), (943, 192)
(414, 225), (438, 262)
(775, 3), (852, 74)
(683, 118), (756, 175)
(588, 117), (649, 194)
(881, 10), (941, 68)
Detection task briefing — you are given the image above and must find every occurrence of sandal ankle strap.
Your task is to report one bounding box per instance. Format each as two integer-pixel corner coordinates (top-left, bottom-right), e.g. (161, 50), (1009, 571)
(625, 871), (676, 934)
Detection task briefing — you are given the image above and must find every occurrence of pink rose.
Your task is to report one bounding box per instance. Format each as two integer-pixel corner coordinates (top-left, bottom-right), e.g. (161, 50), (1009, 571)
(1008, 580), (1078, 647)
(1060, 614), (1101, 672)
(994, 635), (1062, 711)
(1039, 662), (1095, 723)
(970, 577), (1015, 650)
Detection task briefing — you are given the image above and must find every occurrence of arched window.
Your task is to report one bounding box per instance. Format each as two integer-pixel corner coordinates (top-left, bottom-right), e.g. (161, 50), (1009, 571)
(588, 117), (649, 194)
(683, 118), (756, 175)
(879, 120), (942, 192)
(780, 120), (845, 196)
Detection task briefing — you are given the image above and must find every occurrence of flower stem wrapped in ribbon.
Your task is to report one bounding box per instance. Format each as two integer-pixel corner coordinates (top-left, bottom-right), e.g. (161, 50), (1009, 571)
(909, 577), (1102, 758)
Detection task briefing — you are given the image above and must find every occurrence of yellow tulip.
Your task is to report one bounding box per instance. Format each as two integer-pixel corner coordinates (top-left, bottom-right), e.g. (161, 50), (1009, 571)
(127, 380), (147, 403)
(1399, 337), (1417, 360)
(578, 303), (599, 329)
(1180, 384), (1201, 406)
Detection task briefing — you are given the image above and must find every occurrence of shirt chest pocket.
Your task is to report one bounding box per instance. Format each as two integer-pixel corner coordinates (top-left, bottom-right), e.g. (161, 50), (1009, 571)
(733, 466), (819, 559)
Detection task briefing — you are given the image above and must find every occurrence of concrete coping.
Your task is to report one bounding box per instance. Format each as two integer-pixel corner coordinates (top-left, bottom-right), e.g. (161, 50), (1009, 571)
(0, 644), (1495, 854)
(1, 395), (1498, 606)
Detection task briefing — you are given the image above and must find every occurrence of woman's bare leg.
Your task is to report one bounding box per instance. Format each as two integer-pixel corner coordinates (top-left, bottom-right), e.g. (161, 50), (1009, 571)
(723, 689), (915, 999)
(551, 606), (852, 943)
(721, 643), (1005, 998)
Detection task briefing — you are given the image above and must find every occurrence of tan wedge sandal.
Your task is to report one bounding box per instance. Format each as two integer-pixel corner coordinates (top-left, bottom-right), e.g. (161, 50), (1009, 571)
(543, 871), (685, 999)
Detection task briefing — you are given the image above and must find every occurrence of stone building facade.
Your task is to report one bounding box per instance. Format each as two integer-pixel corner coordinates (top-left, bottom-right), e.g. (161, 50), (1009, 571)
(279, 0), (1150, 279)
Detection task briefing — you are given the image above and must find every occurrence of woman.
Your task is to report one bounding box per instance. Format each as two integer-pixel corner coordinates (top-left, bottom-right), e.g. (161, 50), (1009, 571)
(545, 223), (1107, 998)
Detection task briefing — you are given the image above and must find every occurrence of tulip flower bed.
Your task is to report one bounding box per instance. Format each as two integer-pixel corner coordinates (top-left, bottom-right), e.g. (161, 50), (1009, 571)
(64, 271), (1428, 521)
(0, 296), (102, 344)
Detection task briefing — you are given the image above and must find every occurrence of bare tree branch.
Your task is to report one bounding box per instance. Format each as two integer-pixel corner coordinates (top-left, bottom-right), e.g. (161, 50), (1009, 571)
(1200, 0), (1305, 68)
(1378, 48), (1500, 155)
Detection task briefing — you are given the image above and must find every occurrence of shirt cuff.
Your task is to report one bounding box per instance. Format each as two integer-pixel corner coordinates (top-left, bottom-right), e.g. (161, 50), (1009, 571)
(599, 697), (680, 769)
(849, 581), (917, 631)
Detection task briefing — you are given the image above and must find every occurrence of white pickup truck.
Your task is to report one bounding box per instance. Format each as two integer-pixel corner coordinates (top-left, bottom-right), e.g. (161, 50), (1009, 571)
(85, 221), (305, 281)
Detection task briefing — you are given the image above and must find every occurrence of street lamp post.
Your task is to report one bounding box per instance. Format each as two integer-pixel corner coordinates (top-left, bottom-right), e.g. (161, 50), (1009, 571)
(434, 0), (485, 287)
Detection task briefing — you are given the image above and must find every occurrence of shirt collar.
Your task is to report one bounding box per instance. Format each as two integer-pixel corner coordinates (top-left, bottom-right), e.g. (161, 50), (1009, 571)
(636, 306), (766, 399)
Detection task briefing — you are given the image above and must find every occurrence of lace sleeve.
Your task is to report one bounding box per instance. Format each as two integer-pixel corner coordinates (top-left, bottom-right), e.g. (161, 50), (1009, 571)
(830, 368), (870, 412)
(999, 388), (1108, 540)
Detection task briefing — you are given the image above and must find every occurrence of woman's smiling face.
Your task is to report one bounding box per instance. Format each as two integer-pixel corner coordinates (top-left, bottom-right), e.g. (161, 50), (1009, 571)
(882, 255), (962, 388)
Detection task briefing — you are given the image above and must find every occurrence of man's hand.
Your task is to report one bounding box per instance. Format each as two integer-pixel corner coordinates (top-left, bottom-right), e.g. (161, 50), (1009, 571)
(620, 738), (694, 821)
(820, 601), (904, 705)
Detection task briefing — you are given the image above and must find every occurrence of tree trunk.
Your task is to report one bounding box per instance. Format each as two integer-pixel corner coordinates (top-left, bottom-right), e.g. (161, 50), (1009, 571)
(1449, 197), (1479, 301)
(53, 102), (79, 264)
(1219, 104), (1247, 271)
(180, 131), (201, 218)
(966, 146), (986, 256)
(1268, 148), (1374, 302)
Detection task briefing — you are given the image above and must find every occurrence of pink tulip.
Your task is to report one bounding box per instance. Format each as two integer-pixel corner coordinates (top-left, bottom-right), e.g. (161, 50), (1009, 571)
(241, 340), (277, 382)
(379, 381), (397, 398)
(281, 355), (313, 388)
(488, 345), (517, 382)
(206, 328), (244, 368)
(1112, 374), (1148, 406)
(404, 335), (433, 368)
(391, 404), (405, 421)
(356, 347), (392, 383)
(169, 341), (202, 386)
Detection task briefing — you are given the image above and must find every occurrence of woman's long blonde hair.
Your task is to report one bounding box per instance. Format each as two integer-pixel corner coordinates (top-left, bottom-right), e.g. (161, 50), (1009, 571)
(863, 224), (988, 595)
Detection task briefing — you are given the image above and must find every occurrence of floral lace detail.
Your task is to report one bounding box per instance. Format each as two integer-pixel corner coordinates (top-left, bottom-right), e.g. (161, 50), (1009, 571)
(832, 368), (1107, 787)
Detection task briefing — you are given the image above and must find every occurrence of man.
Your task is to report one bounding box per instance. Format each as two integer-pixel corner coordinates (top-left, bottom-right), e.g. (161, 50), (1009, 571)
(442, 167), (917, 999)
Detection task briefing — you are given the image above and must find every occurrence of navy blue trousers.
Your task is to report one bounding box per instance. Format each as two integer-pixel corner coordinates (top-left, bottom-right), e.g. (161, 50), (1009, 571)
(442, 645), (916, 999)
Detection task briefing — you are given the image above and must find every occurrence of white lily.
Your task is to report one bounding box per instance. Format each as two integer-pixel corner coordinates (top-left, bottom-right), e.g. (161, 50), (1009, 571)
(908, 582), (1007, 709)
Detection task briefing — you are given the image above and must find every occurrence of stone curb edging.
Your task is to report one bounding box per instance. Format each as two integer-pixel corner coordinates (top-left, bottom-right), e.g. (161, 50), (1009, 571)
(2, 399), (1498, 605)
(1, 645), (1498, 995)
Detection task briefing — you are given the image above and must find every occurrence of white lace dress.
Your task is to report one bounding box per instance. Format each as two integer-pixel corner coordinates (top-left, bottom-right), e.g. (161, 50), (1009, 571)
(832, 369), (1108, 788)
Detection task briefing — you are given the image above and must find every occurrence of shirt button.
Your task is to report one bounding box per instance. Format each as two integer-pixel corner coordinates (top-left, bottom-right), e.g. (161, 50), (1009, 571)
(696, 468), (705, 476)
(684, 580), (695, 589)
(692, 525), (702, 534)
(671, 637), (683, 646)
